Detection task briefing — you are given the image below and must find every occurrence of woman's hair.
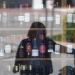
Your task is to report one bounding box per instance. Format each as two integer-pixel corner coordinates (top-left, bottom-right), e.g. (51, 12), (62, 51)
(27, 22), (46, 39)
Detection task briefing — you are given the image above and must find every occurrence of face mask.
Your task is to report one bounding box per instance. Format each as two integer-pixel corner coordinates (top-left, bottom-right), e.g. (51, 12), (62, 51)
(35, 30), (44, 39)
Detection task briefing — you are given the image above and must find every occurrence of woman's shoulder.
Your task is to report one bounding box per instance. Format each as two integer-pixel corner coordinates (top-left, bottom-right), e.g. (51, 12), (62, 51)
(20, 38), (28, 43)
(45, 37), (56, 44)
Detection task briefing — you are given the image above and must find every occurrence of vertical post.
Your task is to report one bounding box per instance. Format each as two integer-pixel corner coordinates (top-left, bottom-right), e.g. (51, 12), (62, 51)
(46, 0), (54, 37)
(61, 0), (67, 7)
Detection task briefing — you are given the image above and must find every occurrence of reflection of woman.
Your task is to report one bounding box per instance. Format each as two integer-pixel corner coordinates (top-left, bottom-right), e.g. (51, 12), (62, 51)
(13, 22), (65, 74)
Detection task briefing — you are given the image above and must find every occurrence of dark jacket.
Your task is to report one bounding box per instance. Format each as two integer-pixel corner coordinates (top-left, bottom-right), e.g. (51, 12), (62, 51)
(13, 37), (75, 74)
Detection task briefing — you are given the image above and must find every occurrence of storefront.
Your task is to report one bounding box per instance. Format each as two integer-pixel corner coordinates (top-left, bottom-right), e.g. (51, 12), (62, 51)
(0, 0), (75, 75)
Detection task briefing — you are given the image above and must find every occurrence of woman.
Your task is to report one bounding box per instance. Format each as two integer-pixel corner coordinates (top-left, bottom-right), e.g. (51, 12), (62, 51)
(13, 22), (74, 75)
